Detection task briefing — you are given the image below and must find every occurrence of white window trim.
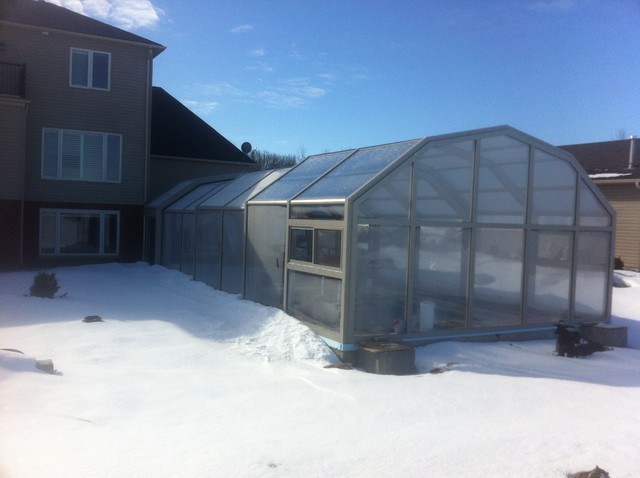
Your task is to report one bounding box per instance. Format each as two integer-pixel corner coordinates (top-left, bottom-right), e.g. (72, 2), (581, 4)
(69, 48), (111, 91)
(41, 128), (122, 182)
(40, 209), (120, 257)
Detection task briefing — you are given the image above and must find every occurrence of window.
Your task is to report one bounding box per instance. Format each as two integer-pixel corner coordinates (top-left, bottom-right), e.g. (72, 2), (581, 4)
(289, 228), (313, 262)
(289, 228), (341, 268)
(42, 128), (121, 182)
(70, 48), (110, 90)
(40, 209), (119, 256)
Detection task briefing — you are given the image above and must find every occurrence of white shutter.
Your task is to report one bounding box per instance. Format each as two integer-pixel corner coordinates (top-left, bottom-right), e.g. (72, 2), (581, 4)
(42, 129), (59, 178)
(61, 132), (81, 179)
(106, 134), (121, 181)
(83, 133), (103, 180)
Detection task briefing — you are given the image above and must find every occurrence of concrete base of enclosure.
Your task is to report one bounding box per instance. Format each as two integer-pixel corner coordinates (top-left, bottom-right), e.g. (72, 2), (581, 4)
(358, 342), (416, 375)
(581, 323), (628, 348)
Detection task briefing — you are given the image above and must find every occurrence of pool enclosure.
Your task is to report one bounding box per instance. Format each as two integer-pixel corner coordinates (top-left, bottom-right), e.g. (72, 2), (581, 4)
(148, 169), (287, 292)
(155, 126), (615, 352)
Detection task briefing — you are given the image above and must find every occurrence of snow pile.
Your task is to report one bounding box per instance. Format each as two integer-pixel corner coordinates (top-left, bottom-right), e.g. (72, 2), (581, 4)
(1, 263), (639, 477)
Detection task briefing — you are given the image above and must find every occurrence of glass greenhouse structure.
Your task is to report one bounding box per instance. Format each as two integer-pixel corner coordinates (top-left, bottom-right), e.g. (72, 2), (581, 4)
(153, 126), (615, 353)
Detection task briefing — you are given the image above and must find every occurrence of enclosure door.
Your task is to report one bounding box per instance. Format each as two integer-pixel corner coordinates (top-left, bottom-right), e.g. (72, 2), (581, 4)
(245, 205), (286, 308)
(221, 211), (245, 295)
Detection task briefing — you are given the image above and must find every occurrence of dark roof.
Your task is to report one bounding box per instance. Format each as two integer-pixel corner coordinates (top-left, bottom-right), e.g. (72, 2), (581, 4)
(559, 138), (640, 180)
(151, 87), (254, 164)
(0, 0), (164, 54)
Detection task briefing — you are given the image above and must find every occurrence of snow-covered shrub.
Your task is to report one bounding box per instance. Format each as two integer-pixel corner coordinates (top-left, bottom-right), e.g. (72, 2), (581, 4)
(29, 272), (60, 298)
(614, 256), (624, 270)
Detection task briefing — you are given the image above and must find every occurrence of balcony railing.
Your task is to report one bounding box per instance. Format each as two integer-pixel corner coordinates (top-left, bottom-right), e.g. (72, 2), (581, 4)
(0, 62), (26, 98)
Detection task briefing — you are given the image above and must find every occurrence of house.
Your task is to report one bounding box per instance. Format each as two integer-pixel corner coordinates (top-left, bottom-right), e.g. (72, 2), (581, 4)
(0, 0), (253, 270)
(158, 126), (615, 355)
(560, 137), (639, 270)
(149, 86), (254, 201)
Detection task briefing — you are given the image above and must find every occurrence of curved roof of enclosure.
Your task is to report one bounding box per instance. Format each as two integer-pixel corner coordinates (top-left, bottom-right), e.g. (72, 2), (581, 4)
(198, 169), (289, 210)
(156, 126), (613, 227)
(244, 125), (613, 229)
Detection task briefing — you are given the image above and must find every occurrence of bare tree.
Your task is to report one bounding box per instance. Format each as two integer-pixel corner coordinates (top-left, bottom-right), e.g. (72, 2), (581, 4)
(250, 146), (308, 170)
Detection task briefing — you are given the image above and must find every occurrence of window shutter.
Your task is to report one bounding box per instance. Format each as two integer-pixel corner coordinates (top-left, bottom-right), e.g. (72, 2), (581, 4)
(42, 129), (59, 178)
(62, 131), (81, 179)
(83, 133), (103, 180)
(106, 134), (121, 181)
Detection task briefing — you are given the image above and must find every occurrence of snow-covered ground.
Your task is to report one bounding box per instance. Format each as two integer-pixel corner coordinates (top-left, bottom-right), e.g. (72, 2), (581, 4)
(1, 262), (638, 477)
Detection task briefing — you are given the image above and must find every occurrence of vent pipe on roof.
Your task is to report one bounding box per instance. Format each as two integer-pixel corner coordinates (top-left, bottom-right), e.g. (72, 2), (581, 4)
(629, 136), (637, 169)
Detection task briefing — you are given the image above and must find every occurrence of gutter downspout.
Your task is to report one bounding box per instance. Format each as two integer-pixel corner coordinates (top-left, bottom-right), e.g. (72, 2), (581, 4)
(144, 47), (152, 204)
(19, 101), (30, 266)
(628, 136), (636, 170)
(142, 47), (152, 262)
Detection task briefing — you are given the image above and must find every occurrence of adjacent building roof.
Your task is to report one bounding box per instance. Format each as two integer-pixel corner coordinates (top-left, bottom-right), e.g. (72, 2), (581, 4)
(151, 86), (254, 165)
(0, 0), (165, 54)
(560, 138), (640, 181)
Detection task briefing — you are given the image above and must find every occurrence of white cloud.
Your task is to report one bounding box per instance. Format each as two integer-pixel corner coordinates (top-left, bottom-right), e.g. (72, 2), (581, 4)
(45, 0), (162, 29)
(318, 73), (336, 83)
(197, 82), (248, 98)
(230, 24), (254, 33)
(246, 61), (275, 74)
(181, 100), (219, 116)
(258, 78), (326, 109)
(248, 48), (266, 57)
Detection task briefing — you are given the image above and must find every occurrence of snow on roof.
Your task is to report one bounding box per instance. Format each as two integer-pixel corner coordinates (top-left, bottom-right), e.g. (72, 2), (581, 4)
(589, 172), (633, 179)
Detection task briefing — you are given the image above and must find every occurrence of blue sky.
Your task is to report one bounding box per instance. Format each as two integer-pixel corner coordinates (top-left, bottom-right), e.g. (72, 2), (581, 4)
(50, 0), (640, 155)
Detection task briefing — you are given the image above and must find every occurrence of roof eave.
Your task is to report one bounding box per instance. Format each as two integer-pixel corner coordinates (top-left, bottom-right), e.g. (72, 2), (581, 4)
(0, 19), (166, 56)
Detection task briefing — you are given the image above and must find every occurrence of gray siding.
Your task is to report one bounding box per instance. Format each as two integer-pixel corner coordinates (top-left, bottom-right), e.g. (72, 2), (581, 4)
(2, 23), (151, 205)
(598, 183), (640, 270)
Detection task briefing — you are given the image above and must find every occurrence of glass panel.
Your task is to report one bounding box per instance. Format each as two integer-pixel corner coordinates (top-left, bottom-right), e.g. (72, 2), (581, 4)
(354, 225), (408, 334)
(414, 140), (473, 222)
(471, 228), (523, 327)
(531, 150), (577, 225)
(162, 213), (181, 270)
(185, 182), (230, 211)
(357, 161), (411, 220)
(574, 232), (610, 319)
(297, 140), (420, 200)
(92, 52), (109, 89)
(71, 49), (88, 87)
(289, 204), (344, 220)
(221, 211), (245, 294)
(244, 205), (286, 308)
(40, 212), (56, 254)
(525, 231), (572, 324)
(169, 183), (221, 212)
(202, 171), (268, 208)
(287, 271), (341, 332)
(195, 211), (222, 288)
(83, 133), (103, 180)
(59, 214), (100, 254)
(289, 228), (313, 262)
(180, 214), (196, 276)
(253, 151), (353, 201)
(106, 135), (121, 181)
(412, 227), (469, 331)
(61, 131), (81, 179)
(578, 180), (612, 227)
(103, 213), (118, 254)
(42, 130), (59, 178)
(227, 169), (289, 209)
(476, 136), (529, 224)
(315, 229), (341, 268)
